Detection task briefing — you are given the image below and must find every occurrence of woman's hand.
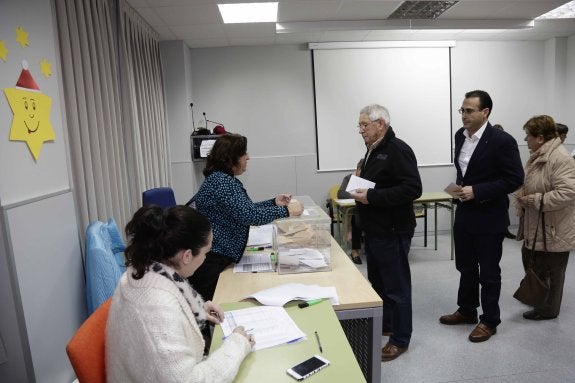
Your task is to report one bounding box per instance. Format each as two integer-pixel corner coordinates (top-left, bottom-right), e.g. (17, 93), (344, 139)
(517, 195), (529, 207)
(204, 301), (224, 324)
(233, 326), (255, 348)
(275, 194), (292, 206)
(287, 200), (304, 216)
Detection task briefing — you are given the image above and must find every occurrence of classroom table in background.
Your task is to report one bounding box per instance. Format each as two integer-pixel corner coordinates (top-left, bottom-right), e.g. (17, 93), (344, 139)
(334, 191), (455, 260)
(210, 301), (366, 383)
(213, 237), (383, 383)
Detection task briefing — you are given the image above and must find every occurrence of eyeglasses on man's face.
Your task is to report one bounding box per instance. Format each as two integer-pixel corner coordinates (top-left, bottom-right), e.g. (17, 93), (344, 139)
(458, 107), (483, 115)
(357, 119), (380, 129)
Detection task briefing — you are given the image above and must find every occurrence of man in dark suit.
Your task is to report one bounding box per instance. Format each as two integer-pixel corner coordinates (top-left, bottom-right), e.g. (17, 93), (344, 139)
(439, 90), (524, 342)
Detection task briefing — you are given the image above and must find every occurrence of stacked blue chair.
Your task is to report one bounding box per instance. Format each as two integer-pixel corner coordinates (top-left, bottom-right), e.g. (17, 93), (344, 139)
(142, 187), (176, 209)
(85, 218), (126, 315)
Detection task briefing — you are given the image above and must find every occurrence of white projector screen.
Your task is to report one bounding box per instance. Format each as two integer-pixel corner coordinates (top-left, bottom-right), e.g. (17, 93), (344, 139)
(313, 47), (453, 171)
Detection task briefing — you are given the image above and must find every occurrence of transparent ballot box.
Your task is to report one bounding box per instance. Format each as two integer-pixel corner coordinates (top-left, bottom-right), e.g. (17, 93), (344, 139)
(274, 196), (332, 274)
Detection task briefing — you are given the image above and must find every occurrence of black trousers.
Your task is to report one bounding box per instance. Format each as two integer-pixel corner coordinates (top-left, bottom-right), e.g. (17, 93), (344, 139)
(521, 245), (570, 317)
(454, 225), (504, 328)
(187, 252), (233, 301)
(351, 215), (362, 250)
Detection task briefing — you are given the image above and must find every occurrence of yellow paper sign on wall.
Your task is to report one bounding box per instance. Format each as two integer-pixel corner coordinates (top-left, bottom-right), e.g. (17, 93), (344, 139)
(4, 60), (55, 160)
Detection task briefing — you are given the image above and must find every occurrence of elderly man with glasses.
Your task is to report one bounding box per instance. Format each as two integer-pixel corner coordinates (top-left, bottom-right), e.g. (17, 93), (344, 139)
(439, 90), (524, 342)
(349, 103), (422, 361)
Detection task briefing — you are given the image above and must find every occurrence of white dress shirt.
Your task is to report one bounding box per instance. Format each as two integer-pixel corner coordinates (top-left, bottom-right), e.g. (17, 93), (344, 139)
(458, 122), (488, 177)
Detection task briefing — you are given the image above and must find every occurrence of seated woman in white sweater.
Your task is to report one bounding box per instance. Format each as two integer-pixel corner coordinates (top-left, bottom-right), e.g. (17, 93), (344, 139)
(106, 205), (254, 383)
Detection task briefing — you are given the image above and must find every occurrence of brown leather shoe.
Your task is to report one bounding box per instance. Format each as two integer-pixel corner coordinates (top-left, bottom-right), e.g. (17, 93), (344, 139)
(381, 342), (408, 361)
(439, 311), (478, 325)
(468, 322), (496, 342)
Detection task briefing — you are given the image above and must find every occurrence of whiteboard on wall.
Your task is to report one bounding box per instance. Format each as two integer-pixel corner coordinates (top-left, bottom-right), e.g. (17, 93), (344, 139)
(313, 46), (453, 171)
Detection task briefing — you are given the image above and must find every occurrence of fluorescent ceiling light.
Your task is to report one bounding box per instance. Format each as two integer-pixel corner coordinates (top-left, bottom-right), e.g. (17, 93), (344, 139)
(537, 0), (575, 19)
(218, 2), (278, 24)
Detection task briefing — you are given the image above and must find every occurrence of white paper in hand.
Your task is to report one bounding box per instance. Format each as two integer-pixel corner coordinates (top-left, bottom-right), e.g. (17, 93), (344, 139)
(345, 174), (375, 192)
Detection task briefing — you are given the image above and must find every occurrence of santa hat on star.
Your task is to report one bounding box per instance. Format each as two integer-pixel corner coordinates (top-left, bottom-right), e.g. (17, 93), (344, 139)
(15, 60), (40, 92)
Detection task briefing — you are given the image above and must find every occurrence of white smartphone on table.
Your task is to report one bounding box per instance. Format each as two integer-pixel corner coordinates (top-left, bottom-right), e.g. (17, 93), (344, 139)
(286, 355), (330, 381)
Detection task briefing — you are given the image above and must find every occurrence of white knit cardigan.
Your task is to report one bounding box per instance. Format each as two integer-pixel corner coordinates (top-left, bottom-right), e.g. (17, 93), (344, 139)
(105, 266), (251, 383)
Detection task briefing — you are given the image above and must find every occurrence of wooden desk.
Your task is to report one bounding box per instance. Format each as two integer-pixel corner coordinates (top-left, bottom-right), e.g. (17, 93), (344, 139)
(210, 301), (366, 383)
(414, 192), (454, 260)
(334, 191), (455, 260)
(213, 237), (383, 383)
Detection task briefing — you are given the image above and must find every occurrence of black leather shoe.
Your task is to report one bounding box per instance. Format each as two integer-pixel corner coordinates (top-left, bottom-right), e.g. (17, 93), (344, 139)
(505, 230), (516, 239)
(523, 310), (557, 320)
(439, 311), (478, 325)
(350, 250), (362, 265)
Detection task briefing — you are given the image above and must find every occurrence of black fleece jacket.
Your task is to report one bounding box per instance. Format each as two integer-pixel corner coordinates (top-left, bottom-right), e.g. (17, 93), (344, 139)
(355, 127), (422, 236)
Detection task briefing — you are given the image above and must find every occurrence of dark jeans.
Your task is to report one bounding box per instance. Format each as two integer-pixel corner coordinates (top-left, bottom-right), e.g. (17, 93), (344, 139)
(521, 246), (570, 317)
(454, 226), (504, 328)
(187, 252), (233, 301)
(364, 230), (413, 348)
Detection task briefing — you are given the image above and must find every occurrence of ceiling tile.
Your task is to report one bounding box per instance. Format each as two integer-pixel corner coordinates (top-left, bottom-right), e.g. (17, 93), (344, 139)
(171, 24), (226, 39)
(154, 4), (221, 25)
(335, 1), (402, 19)
(223, 23), (277, 39)
(279, 1), (343, 22)
(134, 7), (166, 27)
(154, 26), (178, 40)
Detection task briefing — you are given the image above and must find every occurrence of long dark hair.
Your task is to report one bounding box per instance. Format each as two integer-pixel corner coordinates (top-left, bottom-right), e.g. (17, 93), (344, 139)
(203, 134), (247, 177)
(124, 205), (211, 279)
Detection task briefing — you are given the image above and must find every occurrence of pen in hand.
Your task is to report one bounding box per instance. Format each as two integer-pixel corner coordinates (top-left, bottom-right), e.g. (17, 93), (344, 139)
(210, 311), (222, 323)
(314, 331), (323, 353)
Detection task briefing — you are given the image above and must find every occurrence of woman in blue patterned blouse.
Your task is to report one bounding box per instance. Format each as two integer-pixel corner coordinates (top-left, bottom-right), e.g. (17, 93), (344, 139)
(188, 134), (303, 301)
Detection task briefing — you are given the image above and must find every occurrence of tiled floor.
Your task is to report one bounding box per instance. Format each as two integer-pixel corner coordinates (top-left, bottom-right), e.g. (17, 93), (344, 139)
(350, 231), (575, 383)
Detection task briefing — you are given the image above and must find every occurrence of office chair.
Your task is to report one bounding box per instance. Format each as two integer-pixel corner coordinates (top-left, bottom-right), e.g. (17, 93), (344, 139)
(85, 218), (126, 315)
(142, 187), (176, 209)
(66, 298), (111, 383)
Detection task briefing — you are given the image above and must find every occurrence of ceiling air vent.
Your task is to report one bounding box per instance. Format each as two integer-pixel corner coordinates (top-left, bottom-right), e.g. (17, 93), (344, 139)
(388, 1), (459, 19)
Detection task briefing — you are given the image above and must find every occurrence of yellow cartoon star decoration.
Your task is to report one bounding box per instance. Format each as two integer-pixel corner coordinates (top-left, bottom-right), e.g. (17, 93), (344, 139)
(0, 40), (8, 62)
(40, 59), (52, 78)
(16, 27), (30, 48)
(4, 61), (55, 160)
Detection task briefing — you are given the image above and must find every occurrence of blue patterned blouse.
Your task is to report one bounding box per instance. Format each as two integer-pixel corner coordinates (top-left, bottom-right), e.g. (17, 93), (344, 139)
(194, 171), (289, 262)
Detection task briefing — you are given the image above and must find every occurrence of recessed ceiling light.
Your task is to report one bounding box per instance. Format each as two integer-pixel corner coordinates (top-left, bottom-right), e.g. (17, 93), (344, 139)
(537, 0), (575, 19)
(218, 2), (278, 24)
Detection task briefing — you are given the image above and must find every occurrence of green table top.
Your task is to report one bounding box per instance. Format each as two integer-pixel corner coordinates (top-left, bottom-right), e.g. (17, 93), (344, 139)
(210, 300), (366, 383)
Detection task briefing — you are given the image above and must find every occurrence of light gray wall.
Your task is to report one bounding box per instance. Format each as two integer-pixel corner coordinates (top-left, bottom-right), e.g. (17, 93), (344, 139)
(0, 0), (84, 381)
(161, 38), (575, 234)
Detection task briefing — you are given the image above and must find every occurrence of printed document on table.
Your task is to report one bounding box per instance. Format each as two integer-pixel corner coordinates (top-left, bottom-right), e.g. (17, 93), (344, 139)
(345, 174), (375, 192)
(247, 224), (274, 247)
(247, 283), (340, 306)
(234, 253), (274, 273)
(220, 306), (306, 351)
